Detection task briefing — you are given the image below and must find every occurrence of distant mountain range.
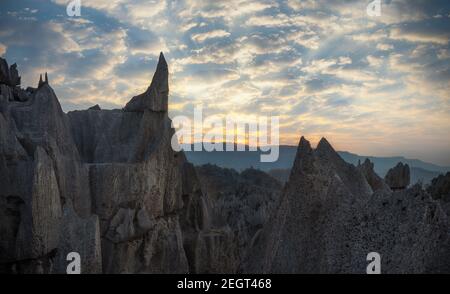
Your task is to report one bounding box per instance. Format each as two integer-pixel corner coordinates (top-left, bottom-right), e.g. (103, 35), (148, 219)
(184, 144), (450, 185)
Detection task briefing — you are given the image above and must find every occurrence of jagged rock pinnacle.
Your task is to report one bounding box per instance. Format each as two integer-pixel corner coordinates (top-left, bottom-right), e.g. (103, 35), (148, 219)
(316, 137), (333, 152)
(385, 162), (410, 190)
(38, 74), (44, 88)
(88, 104), (101, 111)
(298, 136), (312, 153)
(150, 52), (169, 96)
(0, 58), (21, 86)
(124, 52), (169, 112)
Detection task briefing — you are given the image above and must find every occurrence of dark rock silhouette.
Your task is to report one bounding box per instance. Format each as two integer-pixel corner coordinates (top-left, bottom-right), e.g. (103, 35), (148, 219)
(0, 58), (21, 87)
(1, 55), (449, 274)
(244, 137), (450, 273)
(88, 104), (101, 111)
(195, 164), (282, 272)
(0, 54), (221, 274)
(124, 52), (168, 112)
(358, 158), (391, 192)
(385, 162), (410, 190)
(427, 172), (450, 215)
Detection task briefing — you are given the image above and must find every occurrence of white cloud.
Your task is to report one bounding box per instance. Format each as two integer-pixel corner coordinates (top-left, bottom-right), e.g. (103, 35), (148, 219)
(390, 27), (449, 45)
(367, 55), (383, 67)
(191, 30), (231, 43)
(376, 43), (394, 51)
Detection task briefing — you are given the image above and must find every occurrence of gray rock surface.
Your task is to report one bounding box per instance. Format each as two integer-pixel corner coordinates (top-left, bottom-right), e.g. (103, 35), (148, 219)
(358, 158), (391, 192)
(244, 137), (450, 273)
(0, 54), (215, 274)
(2, 54), (449, 274)
(385, 162), (410, 190)
(195, 165), (282, 272)
(0, 58), (21, 87)
(427, 172), (450, 216)
(124, 52), (168, 112)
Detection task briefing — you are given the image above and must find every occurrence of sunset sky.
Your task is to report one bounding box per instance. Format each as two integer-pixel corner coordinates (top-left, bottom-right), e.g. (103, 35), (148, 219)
(1, 0), (449, 165)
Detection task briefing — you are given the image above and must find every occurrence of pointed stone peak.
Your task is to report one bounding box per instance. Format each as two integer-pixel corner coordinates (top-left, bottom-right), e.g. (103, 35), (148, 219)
(150, 52), (168, 93)
(298, 136), (312, 152)
(316, 137), (335, 153)
(361, 158), (374, 170)
(0, 58), (21, 86)
(291, 136), (314, 175)
(385, 162), (410, 190)
(38, 74), (44, 88)
(124, 51), (169, 112)
(88, 104), (101, 111)
(38, 72), (49, 88)
(157, 52), (167, 70)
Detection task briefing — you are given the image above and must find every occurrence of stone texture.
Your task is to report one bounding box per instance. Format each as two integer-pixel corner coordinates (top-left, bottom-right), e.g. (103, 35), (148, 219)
(0, 54), (222, 274)
(9, 64), (20, 86)
(88, 104), (101, 111)
(124, 52), (168, 112)
(195, 164), (282, 272)
(385, 162), (410, 190)
(358, 158), (391, 192)
(427, 172), (450, 216)
(2, 54), (449, 274)
(0, 58), (21, 87)
(244, 137), (450, 274)
(0, 58), (10, 85)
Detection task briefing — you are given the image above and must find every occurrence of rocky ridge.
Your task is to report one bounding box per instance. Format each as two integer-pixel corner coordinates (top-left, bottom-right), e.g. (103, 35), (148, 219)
(195, 164), (282, 272)
(0, 54), (230, 273)
(244, 137), (449, 273)
(1, 54), (449, 274)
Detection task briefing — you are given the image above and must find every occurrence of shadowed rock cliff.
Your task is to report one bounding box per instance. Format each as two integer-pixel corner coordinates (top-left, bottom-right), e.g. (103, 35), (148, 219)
(195, 164), (282, 272)
(0, 55), (223, 274)
(244, 137), (450, 273)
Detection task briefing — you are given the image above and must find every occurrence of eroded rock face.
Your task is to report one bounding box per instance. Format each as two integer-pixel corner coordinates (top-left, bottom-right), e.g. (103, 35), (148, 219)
(124, 53), (168, 112)
(244, 137), (450, 274)
(427, 172), (450, 216)
(358, 158), (391, 192)
(195, 164), (282, 272)
(385, 162), (410, 190)
(0, 54), (213, 274)
(0, 58), (21, 87)
(0, 65), (98, 273)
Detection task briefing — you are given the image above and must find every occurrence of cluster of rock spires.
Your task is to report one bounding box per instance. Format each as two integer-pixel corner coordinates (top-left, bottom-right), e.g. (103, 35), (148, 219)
(243, 137), (449, 273)
(194, 165), (281, 272)
(0, 59), (33, 104)
(1, 55), (449, 273)
(0, 54), (231, 273)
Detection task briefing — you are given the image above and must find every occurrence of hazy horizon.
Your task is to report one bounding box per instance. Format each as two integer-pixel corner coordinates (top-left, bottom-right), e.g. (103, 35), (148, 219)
(1, 0), (449, 165)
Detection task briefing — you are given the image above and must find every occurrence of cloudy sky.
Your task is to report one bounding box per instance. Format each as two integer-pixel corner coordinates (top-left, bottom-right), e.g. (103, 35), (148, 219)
(1, 0), (449, 165)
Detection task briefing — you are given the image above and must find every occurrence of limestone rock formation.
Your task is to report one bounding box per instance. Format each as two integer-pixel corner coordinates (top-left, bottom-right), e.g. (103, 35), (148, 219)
(358, 158), (391, 192)
(0, 54), (215, 274)
(195, 165), (282, 272)
(0, 58), (21, 87)
(2, 53), (449, 274)
(427, 172), (450, 216)
(244, 137), (450, 273)
(124, 52), (168, 112)
(385, 162), (410, 190)
(88, 104), (101, 111)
